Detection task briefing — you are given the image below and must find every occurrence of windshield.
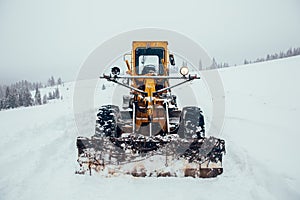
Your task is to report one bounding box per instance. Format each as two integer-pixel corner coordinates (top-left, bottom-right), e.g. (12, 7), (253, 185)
(138, 55), (158, 74)
(135, 47), (165, 75)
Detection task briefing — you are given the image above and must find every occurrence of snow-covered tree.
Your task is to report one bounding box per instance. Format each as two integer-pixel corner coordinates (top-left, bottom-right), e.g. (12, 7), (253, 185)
(199, 60), (202, 70)
(57, 77), (62, 85)
(48, 76), (55, 86)
(4, 87), (10, 109)
(286, 48), (293, 57)
(48, 92), (53, 100)
(42, 94), (48, 104)
(0, 86), (4, 99)
(5, 87), (10, 99)
(5, 88), (18, 109)
(23, 88), (33, 107)
(18, 92), (24, 107)
(34, 87), (42, 105)
(54, 87), (60, 99)
(211, 58), (217, 69)
(0, 99), (3, 110)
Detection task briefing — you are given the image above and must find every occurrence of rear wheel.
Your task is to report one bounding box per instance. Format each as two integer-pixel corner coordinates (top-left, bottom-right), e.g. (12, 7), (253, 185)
(178, 106), (205, 139)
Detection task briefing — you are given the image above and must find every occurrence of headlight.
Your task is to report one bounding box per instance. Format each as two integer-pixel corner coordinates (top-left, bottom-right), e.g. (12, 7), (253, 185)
(180, 66), (189, 76)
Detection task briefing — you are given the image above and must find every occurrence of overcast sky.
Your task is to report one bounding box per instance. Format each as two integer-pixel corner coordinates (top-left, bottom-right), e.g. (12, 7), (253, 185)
(0, 0), (300, 84)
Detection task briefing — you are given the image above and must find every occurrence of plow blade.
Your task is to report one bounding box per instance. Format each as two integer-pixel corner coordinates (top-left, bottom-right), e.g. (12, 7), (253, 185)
(76, 135), (225, 178)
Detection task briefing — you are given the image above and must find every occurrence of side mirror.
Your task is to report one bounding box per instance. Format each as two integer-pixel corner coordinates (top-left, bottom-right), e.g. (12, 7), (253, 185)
(169, 54), (175, 66)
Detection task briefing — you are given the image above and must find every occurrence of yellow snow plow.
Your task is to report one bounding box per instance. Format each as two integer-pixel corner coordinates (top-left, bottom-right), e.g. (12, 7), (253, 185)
(76, 41), (225, 178)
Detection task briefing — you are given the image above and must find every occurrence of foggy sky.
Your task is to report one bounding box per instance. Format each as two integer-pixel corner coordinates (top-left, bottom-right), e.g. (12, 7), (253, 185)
(0, 0), (300, 84)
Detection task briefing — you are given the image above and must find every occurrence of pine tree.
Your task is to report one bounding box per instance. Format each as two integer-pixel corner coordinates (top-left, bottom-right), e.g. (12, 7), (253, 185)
(210, 58), (216, 69)
(0, 99), (3, 110)
(23, 88), (33, 107)
(18, 92), (24, 107)
(51, 76), (55, 86)
(34, 87), (42, 105)
(5, 87), (10, 99)
(0, 86), (4, 99)
(54, 88), (60, 99)
(279, 51), (284, 59)
(199, 60), (202, 70)
(47, 78), (52, 86)
(13, 88), (19, 107)
(57, 77), (62, 85)
(48, 76), (56, 86)
(4, 87), (10, 109)
(286, 48), (293, 57)
(102, 84), (106, 90)
(48, 92), (53, 100)
(42, 94), (48, 104)
(6, 88), (18, 109)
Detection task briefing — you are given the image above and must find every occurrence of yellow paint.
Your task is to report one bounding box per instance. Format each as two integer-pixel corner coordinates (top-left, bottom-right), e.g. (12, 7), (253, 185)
(132, 41), (169, 77)
(144, 78), (156, 97)
(126, 41), (171, 133)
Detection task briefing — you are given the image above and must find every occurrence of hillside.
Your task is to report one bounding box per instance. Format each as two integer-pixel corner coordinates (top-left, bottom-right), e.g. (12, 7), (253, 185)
(0, 56), (299, 200)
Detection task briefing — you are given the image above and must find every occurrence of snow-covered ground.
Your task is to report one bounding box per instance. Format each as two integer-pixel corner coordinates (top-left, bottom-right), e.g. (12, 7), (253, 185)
(0, 56), (299, 200)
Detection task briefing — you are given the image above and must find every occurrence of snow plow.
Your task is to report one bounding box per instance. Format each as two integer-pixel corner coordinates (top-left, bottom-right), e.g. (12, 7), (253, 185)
(76, 41), (225, 178)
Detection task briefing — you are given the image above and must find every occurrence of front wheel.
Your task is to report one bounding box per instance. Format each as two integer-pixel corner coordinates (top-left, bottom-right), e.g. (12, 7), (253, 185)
(178, 106), (205, 139)
(95, 105), (121, 137)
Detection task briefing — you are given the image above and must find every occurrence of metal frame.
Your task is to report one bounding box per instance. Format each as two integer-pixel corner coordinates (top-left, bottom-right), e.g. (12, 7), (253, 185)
(100, 74), (200, 95)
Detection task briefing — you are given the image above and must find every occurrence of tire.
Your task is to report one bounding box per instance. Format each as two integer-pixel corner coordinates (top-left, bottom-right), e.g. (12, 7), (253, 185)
(178, 106), (205, 139)
(95, 105), (121, 137)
